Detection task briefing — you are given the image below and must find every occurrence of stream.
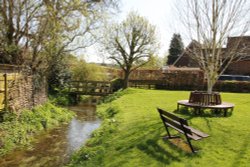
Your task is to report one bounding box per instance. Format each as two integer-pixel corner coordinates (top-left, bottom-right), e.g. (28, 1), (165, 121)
(0, 104), (101, 167)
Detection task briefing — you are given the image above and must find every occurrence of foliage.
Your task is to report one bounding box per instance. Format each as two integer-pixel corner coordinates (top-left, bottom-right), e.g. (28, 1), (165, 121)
(70, 59), (108, 81)
(111, 78), (124, 92)
(214, 81), (250, 93)
(102, 11), (159, 88)
(0, 0), (119, 95)
(47, 54), (72, 93)
(141, 55), (164, 69)
(167, 33), (184, 65)
(98, 88), (135, 104)
(0, 102), (75, 156)
(69, 88), (250, 167)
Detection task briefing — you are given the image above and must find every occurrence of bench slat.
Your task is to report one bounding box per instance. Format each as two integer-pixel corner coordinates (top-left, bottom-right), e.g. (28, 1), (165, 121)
(161, 116), (184, 132)
(164, 122), (202, 140)
(158, 108), (188, 125)
(184, 126), (209, 138)
(160, 113), (204, 140)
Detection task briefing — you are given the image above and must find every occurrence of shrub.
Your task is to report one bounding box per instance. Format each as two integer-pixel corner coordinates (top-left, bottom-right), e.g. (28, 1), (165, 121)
(0, 102), (75, 156)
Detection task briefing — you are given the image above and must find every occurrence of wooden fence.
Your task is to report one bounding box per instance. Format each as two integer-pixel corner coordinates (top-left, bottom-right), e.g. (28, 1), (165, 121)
(0, 73), (18, 111)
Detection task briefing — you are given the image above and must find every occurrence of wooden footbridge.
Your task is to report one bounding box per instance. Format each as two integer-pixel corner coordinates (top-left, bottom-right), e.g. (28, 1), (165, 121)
(68, 80), (113, 96)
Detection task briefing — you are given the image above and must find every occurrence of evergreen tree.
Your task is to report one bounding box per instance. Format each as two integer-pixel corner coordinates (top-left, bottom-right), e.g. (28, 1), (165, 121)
(167, 33), (184, 65)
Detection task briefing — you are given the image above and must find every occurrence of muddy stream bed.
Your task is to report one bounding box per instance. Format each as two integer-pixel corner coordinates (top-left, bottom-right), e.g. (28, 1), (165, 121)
(0, 104), (101, 167)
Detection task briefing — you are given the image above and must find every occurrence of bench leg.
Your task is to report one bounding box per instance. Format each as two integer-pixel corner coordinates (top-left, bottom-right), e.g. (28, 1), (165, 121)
(162, 124), (180, 139)
(224, 109), (227, 117)
(182, 131), (196, 153)
(194, 107), (200, 115)
(185, 136), (195, 153)
(165, 125), (172, 138)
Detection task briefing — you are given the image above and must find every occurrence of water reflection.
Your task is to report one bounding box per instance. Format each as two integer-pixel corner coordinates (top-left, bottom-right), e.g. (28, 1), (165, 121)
(0, 105), (101, 167)
(66, 106), (100, 153)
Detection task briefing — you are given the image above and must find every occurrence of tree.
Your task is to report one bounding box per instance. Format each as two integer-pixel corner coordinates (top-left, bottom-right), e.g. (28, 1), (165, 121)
(0, 0), (119, 92)
(70, 57), (108, 82)
(178, 0), (250, 93)
(167, 33), (184, 65)
(102, 12), (159, 88)
(142, 55), (164, 69)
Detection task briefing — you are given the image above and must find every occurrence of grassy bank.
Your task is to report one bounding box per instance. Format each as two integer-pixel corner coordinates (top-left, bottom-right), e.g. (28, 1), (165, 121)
(69, 88), (250, 167)
(0, 102), (75, 156)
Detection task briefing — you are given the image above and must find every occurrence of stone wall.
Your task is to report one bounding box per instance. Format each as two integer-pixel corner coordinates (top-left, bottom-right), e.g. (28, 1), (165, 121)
(0, 63), (48, 113)
(7, 74), (47, 114)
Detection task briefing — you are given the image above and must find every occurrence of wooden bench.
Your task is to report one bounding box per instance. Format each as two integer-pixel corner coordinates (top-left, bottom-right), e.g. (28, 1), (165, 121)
(177, 100), (234, 117)
(157, 108), (209, 153)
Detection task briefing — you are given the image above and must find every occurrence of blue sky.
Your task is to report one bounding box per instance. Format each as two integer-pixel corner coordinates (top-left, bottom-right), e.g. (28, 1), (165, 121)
(119, 0), (175, 53)
(85, 0), (181, 63)
(84, 0), (250, 63)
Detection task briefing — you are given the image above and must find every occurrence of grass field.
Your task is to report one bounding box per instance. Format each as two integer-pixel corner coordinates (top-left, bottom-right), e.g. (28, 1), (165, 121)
(70, 88), (250, 167)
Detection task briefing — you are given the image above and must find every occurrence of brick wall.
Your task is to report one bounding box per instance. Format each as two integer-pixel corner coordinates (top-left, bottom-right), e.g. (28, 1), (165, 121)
(226, 60), (250, 75)
(128, 69), (165, 80)
(163, 68), (204, 89)
(127, 68), (205, 90)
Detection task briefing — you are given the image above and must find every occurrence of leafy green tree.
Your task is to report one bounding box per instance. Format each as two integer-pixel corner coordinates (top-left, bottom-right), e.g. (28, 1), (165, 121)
(141, 55), (163, 69)
(167, 33), (184, 65)
(0, 0), (119, 95)
(102, 12), (159, 88)
(70, 58), (107, 81)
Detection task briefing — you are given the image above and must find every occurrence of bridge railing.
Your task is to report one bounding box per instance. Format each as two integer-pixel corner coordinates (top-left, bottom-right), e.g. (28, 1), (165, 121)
(68, 80), (113, 95)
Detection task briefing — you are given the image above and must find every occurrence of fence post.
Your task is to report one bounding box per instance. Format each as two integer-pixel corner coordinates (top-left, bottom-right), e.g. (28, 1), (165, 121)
(3, 74), (8, 111)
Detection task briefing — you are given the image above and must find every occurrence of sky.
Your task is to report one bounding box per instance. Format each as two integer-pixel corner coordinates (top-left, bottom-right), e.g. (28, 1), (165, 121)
(85, 0), (181, 63)
(83, 0), (250, 63)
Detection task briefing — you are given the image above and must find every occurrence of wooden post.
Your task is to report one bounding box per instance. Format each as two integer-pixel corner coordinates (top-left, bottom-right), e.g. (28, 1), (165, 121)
(3, 74), (8, 111)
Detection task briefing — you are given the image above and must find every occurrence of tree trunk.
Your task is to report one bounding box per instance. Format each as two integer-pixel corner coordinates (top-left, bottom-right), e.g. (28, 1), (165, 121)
(207, 79), (213, 94)
(206, 73), (217, 94)
(123, 71), (130, 89)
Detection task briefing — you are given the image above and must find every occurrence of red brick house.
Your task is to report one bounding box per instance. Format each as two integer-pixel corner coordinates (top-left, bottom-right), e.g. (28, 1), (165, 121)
(174, 36), (250, 75)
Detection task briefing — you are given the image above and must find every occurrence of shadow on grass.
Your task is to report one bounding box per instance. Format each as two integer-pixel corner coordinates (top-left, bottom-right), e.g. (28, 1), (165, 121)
(231, 133), (250, 167)
(137, 139), (181, 165)
(173, 108), (215, 131)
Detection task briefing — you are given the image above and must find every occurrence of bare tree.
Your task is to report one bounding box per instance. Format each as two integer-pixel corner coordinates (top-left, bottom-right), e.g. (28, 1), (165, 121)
(178, 0), (250, 93)
(102, 12), (159, 88)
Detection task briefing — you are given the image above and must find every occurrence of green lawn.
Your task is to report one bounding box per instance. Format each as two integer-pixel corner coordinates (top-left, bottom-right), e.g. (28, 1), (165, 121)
(70, 88), (250, 167)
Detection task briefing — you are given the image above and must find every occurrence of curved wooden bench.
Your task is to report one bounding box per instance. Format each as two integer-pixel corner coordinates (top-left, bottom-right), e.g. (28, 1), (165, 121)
(177, 100), (234, 116)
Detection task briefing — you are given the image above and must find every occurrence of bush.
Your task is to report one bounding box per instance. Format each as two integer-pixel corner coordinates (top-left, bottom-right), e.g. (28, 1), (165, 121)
(0, 102), (75, 156)
(111, 78), (124, 92)
(49, 88), (74, 106)
(214, 81), (250, 92)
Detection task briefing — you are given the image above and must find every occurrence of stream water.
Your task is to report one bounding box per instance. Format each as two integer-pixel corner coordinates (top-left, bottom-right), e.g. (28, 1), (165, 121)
(0, 104), (101, 167)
